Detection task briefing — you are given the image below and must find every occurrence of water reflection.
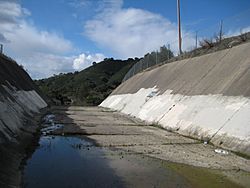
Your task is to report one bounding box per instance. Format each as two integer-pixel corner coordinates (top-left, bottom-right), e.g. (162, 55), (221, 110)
(23, 135), (193, 188)
(23, 136), (125, 188)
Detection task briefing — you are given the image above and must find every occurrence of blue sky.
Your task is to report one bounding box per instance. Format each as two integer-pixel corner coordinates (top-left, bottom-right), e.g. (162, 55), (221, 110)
(1, 0), (250, 78)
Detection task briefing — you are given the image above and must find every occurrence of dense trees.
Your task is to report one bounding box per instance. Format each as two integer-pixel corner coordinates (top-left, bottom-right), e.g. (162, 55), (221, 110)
(35, 58), (138, 106)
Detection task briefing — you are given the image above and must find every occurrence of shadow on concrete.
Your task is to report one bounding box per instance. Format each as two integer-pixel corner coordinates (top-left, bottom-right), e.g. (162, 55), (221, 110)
(21, 106), (126, 188)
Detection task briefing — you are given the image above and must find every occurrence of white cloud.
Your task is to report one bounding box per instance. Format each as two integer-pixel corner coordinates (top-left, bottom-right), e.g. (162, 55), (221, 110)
(68, 0), (92, 8)
(0, 0), (75, 79)
(5, 21), (73, 56)
(225, 26), (250, 37)
(73, 53), (105, 70)
(84, 0), (195, 58)
(0, 1), (23, 22)
(0, 33), (9, 43)
(19, 53), (75, 79)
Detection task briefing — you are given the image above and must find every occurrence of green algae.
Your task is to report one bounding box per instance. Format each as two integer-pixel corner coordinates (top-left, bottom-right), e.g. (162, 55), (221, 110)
(163, 162), (244, 188)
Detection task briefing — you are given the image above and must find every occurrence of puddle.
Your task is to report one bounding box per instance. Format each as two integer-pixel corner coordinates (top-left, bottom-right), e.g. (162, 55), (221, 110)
(22, 114), (243, 188)
(41, 124), (64, 135)
(41, 114), (64, 135)
(22, 136), (125, 188)
(22, 136), (191, 188)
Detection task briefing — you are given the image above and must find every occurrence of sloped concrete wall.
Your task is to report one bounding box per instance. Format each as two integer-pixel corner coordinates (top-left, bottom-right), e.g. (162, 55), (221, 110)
(0, 55), (47, 143)
(0, 87), (47, 143)
(100, 42), (250, 155)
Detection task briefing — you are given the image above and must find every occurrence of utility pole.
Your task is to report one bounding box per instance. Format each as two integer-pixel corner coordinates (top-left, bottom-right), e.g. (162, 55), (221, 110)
(195, 31), (198, 49)
(156, 50), (158, 65)
(0, 44), (3, 54)
(167, 44), (171, 59)
(177, 0), (182, 55)
(219, 20), (223, 42)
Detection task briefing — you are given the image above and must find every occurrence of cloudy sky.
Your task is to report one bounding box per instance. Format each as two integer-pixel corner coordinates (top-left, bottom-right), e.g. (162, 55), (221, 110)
(0, 0), (250, 79)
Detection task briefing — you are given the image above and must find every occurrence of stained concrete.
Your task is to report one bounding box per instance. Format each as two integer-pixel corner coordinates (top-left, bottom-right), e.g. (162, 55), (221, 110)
(47, 106), (250, 187)
(113, 42), (250, 97)
(101, 42), (250, 155)
(0, 54), (47, 187)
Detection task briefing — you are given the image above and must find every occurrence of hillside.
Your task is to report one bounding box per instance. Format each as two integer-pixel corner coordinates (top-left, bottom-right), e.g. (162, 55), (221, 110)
(35, 58), (139, 106)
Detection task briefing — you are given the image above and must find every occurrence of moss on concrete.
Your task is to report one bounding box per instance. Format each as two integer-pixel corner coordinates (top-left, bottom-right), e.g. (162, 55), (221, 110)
(163, 162), (244, 188)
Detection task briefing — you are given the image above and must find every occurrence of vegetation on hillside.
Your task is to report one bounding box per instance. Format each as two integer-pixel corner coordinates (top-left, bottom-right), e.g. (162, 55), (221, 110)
(123, 45), (174, 81)
(35, 58), (139, 106)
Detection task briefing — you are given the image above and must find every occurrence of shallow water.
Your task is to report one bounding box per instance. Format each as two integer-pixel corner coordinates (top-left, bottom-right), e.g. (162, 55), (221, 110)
(22, 136), (191, 188)
(23, 135), (245, 188)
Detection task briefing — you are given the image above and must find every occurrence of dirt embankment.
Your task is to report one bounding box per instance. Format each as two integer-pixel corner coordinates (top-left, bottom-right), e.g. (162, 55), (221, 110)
(0, 54), (47, 188)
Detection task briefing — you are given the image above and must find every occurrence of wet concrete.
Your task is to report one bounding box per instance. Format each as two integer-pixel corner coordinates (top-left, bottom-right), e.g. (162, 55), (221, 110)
(23, 136), (191, 188)
(23, 136), (125, 188)
(22, 106), (250, 187)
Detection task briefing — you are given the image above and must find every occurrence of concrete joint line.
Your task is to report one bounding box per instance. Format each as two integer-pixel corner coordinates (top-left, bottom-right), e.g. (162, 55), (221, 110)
(0, 119), (15, 136)
(157, 48), (233, 131)
(209, 100), (248, 142)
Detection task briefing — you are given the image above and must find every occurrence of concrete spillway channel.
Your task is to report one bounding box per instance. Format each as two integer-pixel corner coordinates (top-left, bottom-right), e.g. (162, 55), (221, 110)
(101, 42), (250, 157)
(22, 106), (250, 188)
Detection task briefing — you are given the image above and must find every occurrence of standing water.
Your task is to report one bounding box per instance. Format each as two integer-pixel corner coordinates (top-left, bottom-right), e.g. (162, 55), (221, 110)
(22, 113), (243, 188)
(22, 135), (192, 188)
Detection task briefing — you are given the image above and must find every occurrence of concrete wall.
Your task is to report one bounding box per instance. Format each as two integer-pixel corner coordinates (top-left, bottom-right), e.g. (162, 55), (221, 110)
(0, 87), (47, 143)
(0, 54), (47, 143)
(100, 42), (250, 155)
